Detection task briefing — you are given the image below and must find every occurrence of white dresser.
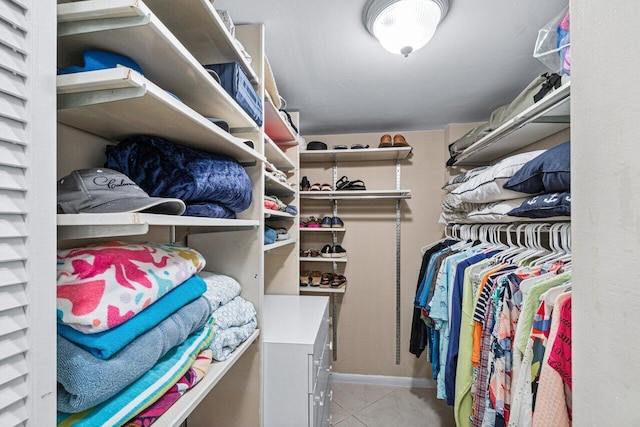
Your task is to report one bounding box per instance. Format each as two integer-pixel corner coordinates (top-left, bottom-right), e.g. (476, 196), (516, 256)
(263, 295), (331, 427)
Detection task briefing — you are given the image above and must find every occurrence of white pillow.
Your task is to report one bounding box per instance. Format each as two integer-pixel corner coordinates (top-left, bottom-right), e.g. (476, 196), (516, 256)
(451, 151), (545, 203)
(442, 166), (489, 192)
(466, 198), (529, 223)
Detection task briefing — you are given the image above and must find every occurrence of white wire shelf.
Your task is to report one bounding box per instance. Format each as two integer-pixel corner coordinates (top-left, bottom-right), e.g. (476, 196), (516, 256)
(299, 190), (411, 200)
(57, 213), (259, 240)
(453, 81), (571, 166)
(300, 146), (412, 163)
(299, 257), (347, 263)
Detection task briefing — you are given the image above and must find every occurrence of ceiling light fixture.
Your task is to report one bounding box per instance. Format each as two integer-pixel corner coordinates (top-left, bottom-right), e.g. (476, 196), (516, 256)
(363, 0), (449, 57)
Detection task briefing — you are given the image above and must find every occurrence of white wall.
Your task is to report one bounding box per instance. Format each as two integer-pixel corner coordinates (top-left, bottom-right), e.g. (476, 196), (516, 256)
(572, 1), (640, 424)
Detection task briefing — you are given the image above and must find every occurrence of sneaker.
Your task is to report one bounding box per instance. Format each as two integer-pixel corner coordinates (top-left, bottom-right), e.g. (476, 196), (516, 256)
(321, 216), (332, 228)
(320, 244), (332, 258)
(331, 244), (347, 258)
(331, 216), (344, 228)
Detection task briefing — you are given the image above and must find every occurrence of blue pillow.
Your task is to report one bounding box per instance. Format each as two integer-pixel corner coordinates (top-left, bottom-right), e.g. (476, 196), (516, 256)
(507, 192), (571, 218)
(504, 141), (570, 194)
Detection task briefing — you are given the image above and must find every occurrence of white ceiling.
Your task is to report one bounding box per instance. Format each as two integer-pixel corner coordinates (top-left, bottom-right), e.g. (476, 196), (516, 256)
(214, 0), (568, 135)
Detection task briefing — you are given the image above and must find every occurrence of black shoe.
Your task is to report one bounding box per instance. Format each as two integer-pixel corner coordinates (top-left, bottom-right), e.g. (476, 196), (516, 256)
(331, 245), (347, 258)
(300, 176), (310, 191)
(320, 244), (332, 258)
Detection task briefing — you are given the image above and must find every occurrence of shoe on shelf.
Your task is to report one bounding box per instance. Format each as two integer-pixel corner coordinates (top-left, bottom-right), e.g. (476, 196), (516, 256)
(307, 216), (321, 228)
(300, 270), (312, 287)
(393, 134), (410, 147)
(331, 244), (347, 258)
(331, 216), (344, 228)
(320, 272), (334, 288)
(321, 216), (333, 228)
(276, 228), (289, 241)
(300, 176), (310, 191)
(320, 244), (332, 258)
(331, 274), (347, 287)
(310, 271), (322, 286)
(379, 134), (393, 148)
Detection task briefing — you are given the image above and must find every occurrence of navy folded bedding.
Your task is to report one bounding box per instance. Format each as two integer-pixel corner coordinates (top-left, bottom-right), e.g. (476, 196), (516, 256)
(185, 202), (236, 219)
(106, 135), (252, 216)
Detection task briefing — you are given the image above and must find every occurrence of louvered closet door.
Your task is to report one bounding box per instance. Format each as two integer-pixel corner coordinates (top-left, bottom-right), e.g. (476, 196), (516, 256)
(0, 1), (56, 426)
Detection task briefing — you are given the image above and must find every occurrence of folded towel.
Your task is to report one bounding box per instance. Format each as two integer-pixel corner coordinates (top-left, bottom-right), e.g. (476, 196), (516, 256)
(57, 296), (212, 413)
(124, 349), (213, 426)
(211, 296), (256, 330)
(210, 317), (257, 361)
(57, 323), (214, 426)
(57, 275), (206, 359)
(57, 241), (206, 333)
(199, 271), (241, 311)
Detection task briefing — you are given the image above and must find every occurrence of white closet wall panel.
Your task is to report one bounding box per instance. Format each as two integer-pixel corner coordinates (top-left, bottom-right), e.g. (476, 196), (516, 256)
(0, 0), (57, 425)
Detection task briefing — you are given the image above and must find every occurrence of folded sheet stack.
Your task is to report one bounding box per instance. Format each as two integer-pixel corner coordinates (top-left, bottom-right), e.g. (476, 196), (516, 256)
(56, 241), (213, 426)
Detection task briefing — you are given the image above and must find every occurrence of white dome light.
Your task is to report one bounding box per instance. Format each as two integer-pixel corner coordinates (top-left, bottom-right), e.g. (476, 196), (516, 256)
(364, 0), (449, 57)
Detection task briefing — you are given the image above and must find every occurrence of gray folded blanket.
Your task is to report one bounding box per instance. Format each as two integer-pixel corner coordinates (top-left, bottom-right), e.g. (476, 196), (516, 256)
(57, 296), (212, 413)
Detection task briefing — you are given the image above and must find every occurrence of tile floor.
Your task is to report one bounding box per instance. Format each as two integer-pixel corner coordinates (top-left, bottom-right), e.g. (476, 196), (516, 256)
(330, 381), (455, 427)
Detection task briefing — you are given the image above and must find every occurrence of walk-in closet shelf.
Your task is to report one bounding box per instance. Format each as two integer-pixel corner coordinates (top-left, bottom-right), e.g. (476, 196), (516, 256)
(57, 0), (259, 132)
(264, 210), (296, 219)
(142, 0), (259, 84)
(57, 213), (259, 240)
(264, 94), (298, 143)
(453, 81), (571, 165)
(56, 68), (264, 163)
(264, 173), (296, 196)
(299, 145), (412, 362)
(264, 239), (297, 252)
(265, 136), (296, 171)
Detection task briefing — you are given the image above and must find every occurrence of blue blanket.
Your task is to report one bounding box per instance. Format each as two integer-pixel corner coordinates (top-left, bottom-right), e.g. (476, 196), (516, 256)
(211, 317), (257, 361)
(57, 275), (206, 360)
(199, 271), (241, 311)
(105, 135), (252, 213)
(57, 296), (212, 413)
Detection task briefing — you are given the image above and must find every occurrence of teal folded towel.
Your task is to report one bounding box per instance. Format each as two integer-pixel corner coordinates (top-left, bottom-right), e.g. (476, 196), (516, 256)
(57, 296), (212, 413)
(57, 275), (206, 359)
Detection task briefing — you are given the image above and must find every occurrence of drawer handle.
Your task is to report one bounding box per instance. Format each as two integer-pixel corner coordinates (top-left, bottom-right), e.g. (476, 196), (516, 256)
(329, 390), (334, 401)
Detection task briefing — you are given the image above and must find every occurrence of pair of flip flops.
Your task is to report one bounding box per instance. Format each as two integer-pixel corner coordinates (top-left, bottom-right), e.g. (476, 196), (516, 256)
(335, 176), (367, 191)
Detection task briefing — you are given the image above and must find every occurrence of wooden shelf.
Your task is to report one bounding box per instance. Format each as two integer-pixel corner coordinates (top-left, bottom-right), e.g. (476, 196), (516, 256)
(300, 190), (411, 200)
(453, 82), (571, 166)
(299, 257), (347, 263)
(56, 68), (264, 164)
(265, 136), (296, 171)
(153, 329), (260, 427)
(300, 227), (345, 232)
(143, 0), (259, 84)
(300, 284), (346, 294)
(264, 94), (298, 143)
(264, 239), (297, 252)
(264, 173), (295, 196)
(300, 146), (412, 163)
(57, 0), (259, 132)
(264, 210), (295, 219)
(57, 213), (259, 240)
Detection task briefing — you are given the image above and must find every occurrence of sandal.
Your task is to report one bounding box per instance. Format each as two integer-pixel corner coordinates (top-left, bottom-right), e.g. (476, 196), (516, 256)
(309, 248), (320, 257)
(300, 249), (310, 257)
(309, 183), (321, 191)
(351, 144), (369, 149)
(320, 183), (332, 191)
(320, 272), (334, 288)
(300, 270), (312, 287)
(336, 176), (350, 191)
(310, 271), (322, 287)
(347, 180), (366, 191)
(331, 275), (347, 287)
(307, 216), (321, 228)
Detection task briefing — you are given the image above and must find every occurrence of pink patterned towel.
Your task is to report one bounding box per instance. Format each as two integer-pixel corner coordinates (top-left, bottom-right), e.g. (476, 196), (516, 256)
(57, 241), (205, 333)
